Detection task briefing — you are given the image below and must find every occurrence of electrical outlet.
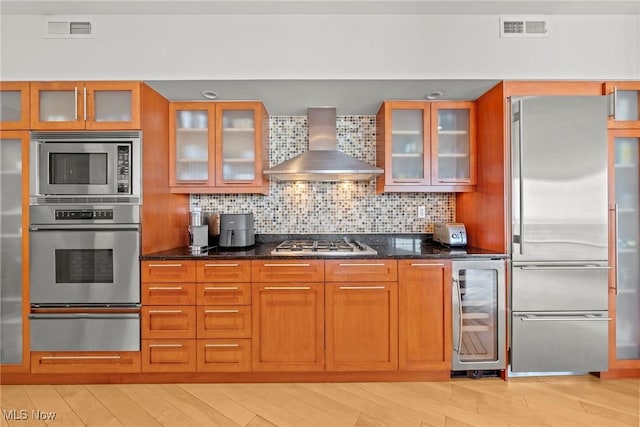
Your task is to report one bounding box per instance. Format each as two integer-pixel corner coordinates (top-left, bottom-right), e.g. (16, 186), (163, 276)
(417, 206), (426, 219)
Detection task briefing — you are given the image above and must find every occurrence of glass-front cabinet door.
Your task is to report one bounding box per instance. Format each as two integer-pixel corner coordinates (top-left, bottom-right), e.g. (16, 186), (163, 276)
(0, 82), (30, 130)
(431, 101), (476, 186)
(30, 81), (140, 130)
(169, 103), (215, 188)
(606, 82), (640, 129)
(216, 103), (261, 186)
(610, 130), (640, 368)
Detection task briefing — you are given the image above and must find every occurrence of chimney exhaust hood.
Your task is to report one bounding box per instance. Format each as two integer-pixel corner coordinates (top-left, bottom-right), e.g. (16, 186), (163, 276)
(264, 107), (383, 182)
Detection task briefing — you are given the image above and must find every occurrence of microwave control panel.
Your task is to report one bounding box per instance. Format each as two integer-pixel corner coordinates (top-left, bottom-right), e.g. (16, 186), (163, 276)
(55, 209), (114, 220)
(117, 145), (131, 194)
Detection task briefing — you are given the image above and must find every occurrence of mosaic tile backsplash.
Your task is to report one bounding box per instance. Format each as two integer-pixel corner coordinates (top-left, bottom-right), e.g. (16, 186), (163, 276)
(191, 116), (455, 233)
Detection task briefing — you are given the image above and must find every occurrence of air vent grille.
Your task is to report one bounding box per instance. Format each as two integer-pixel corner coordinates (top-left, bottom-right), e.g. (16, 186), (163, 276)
(44, 16), (94, 38)
(500, 17), (549, 38)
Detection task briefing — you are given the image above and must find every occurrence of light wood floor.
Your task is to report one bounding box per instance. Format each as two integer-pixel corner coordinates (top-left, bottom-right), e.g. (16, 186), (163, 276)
(1, 376), (638, 427)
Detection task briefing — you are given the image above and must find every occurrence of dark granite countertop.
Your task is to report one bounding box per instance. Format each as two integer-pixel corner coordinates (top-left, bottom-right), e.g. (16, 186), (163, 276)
(140, 234), (506, 260)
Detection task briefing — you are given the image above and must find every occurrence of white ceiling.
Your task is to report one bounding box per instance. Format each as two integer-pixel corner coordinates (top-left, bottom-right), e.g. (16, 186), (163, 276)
(2, 0), (639, 15)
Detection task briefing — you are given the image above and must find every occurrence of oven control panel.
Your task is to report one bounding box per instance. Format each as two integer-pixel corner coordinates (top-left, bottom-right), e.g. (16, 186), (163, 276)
(117, 145), (131, 194)
(55, 209), (114, 220)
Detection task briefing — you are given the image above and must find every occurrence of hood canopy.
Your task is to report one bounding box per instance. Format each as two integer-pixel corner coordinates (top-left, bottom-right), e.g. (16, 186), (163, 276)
(264, 107), (383, 182)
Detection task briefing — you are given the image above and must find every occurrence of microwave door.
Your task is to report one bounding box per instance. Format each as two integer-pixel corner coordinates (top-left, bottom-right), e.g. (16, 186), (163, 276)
(41, 143), (116, 195)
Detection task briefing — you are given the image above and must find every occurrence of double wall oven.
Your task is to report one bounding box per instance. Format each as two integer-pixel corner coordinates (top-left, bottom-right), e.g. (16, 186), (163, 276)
(28, 132), (141, 352)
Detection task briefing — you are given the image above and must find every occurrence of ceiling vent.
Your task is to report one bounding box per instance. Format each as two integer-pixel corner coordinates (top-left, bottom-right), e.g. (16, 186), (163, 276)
(499, 16), (549, 38)
(44, 16), (94, 38)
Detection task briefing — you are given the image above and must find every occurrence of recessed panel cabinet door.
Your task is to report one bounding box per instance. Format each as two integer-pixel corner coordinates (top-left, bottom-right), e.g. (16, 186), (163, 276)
(0, 82), (30, 129)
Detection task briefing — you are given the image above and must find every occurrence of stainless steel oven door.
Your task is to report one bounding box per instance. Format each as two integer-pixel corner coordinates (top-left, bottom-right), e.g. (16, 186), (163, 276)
(30, 224), (140, 305)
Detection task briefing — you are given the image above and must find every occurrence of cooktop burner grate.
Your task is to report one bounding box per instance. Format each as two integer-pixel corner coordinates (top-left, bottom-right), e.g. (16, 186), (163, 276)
(271, 239), (377, 256)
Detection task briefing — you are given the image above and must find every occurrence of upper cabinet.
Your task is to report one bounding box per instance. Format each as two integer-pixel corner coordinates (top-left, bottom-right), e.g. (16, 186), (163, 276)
(376, 100), (476, 193)
(605, 82), (640, 129)
(169, 101), (269, 195)
(30, 81), (141, 130)
(0, 82), (30, 130)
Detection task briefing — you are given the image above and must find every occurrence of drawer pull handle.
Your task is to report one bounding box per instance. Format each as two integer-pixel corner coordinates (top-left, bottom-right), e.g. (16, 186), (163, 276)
(339, 286), (386, 290)
(204, 343), (240, 348)
(204, 263), (239, 267)
(410, 263), (445, 267)
(264, 286), (311, 290)
(148, 343), (183, 348)
(148, 310), (183, 314)
(204, 286), (240, 291)
(40, 355), (121, 360)
(148, 286), (183, 291)
(338, 263), (386, 267)
(263, 263), (310, 267)
(205, 309), (240, 314)
(148, 263), (183, 268)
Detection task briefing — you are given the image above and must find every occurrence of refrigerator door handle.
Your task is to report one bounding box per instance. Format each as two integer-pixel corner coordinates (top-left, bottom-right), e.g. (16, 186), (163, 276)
(518, 314), (612, 322)
(516, 265), (611, 271)
(613, 203), (619, 295)
(452, 277), (463, 354)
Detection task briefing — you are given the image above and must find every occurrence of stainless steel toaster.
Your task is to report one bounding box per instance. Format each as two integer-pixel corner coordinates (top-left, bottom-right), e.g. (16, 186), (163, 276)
(433, 222), (467, 247)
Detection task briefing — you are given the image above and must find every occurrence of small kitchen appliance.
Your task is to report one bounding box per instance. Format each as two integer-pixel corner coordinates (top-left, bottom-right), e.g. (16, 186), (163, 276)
(219, 213), (255, 248)
(433, 222), (467, 247)
(188, 210), (209, 254)
(271, 238), (377, 256)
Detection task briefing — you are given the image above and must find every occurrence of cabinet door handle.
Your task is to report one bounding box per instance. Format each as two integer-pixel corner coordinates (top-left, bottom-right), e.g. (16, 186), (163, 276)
(148, 343), (183, 348)
(41, 355), (121, 360)
(411, 263), (445, 267)
(148, 263), (183, 268)
(204, 286), (239, 291)
(74, 86), (78, 120)
(338, 263), (386, 267)
(148, 310), (183, 314)
(263, 263), (310, 267)
(393, 180), (422, 183)
(204, 263), (239, 267)
(83, 87), (87, 120)
(264, 286), (311, 290)
(148, 286), (183, 291)
(204, 309), (239, 314)
(338, 286), (386, 290)
(204, 343), (239, 348)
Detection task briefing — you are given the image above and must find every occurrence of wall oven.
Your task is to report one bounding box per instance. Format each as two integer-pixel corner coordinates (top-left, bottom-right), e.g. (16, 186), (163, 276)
(30, 131), (141, 203)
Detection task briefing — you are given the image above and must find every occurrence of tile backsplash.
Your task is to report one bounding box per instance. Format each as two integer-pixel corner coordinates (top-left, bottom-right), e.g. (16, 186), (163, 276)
(191, 116), (455, 233)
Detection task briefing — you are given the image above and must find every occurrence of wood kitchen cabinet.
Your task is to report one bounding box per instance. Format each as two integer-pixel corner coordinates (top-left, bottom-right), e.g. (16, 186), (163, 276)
(251, 260), (325, 371)
(196, 260), (252, 372)
(0, 82), (30, 129)
(169, 101), (269, 194)
(325, 260), (398, 371)
(30, 81), (141, 130)
(605, 81), (640, 129)
(376, 100), (476, 193)
(141, 260), (197, 372)
(398, 260), (451, 371)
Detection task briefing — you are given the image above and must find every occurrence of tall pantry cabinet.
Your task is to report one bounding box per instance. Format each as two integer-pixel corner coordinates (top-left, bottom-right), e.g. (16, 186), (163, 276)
(605, 81), (640, 378)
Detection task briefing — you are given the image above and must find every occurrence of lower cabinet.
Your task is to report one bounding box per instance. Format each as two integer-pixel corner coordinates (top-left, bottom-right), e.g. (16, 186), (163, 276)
(325, 282), (398, 371)
(31, 351), (141, 374)
(197, 339), (251, 372)
(141, 339), (197, 372)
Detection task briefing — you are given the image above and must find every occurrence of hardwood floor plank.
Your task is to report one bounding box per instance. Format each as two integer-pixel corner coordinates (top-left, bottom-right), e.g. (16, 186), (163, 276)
(579, 401), (640, 427)
(0, 386), (46, 426)
(55, 385), (125, 427)
(245, 415), (278, 427)
(148, 384), (239, 427)
(279, 383), (361, 425)
(178, 384), (257, 427)
(85, 384), (163, 427)
(116, 384), (202, 427)
(22, 385), (84, 426)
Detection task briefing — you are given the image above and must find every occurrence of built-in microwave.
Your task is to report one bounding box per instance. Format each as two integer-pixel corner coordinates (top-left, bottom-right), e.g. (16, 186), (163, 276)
(30, 131), (141, 202)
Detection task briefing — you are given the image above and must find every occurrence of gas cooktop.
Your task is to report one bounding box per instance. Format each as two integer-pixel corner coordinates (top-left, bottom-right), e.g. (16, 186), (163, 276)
(270, 239), (377, 257)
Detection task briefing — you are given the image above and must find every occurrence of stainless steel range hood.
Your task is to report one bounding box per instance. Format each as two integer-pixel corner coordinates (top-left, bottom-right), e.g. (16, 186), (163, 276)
(264, 107), (383, 182)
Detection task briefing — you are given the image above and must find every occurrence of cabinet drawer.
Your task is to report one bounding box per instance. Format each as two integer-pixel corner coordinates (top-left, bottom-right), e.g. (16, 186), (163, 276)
(141, 260), (196, 283)
(197, 339), (251, 372)
(30, 351), (141, 374)
(196, 260), (251, 282)
(197, 282), (251, 306)
(142, 306), (195, 339)
(142, 282), (196, 305)
(141, 339), (196, 372)
(196, 306), (251, 338)
(252, 260), (324, 282)
(325, 259), (397, 282)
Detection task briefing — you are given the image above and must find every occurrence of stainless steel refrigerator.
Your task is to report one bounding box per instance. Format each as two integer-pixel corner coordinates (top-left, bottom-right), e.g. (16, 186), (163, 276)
(509, 95), (611, 373)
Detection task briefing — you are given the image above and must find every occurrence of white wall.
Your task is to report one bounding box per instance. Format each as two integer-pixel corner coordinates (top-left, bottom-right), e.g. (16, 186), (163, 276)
(1, 13), (639, 80)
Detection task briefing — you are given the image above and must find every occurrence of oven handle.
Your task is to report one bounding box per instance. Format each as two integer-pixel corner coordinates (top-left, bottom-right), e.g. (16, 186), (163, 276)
(29, 313), (140, 320)
(29, 224), (140, 231)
